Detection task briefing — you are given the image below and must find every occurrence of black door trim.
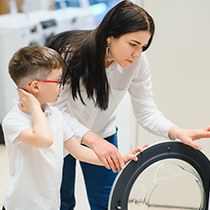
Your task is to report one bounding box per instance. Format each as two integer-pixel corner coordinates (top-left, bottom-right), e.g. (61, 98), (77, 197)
(108, 141), (210, 210)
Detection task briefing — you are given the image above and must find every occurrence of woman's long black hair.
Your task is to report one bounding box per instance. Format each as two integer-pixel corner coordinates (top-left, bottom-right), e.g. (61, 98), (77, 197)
(47, 0), (155, 110)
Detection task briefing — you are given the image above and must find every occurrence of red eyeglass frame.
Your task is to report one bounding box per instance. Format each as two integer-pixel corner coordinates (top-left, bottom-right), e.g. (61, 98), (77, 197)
(28, 79), (62, 87)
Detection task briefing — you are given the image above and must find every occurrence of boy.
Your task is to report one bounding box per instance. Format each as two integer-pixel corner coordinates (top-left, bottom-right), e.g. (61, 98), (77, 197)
(2, 45), (148, 210)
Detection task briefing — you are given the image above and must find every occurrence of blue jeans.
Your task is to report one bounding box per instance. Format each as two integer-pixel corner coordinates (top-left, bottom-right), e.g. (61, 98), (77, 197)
(60, 132), (118, 210)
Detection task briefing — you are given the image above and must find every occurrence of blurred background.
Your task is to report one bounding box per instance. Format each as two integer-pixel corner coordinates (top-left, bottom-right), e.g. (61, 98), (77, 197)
(0, 0), (210, 209)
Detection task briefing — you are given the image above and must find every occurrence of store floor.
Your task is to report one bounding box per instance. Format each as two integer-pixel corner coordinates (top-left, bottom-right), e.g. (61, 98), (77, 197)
(0, 144), (90, 210)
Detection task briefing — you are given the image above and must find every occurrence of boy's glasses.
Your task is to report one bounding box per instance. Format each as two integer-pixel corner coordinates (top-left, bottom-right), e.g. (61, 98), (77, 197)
(28, 78), (63, 88)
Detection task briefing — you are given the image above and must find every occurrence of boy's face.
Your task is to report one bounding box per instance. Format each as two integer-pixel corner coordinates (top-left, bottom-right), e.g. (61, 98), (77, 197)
(38, 68), (63, 105)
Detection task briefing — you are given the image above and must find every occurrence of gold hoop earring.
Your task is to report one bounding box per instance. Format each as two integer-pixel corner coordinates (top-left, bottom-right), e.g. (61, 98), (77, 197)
(106, 41), (111, 62)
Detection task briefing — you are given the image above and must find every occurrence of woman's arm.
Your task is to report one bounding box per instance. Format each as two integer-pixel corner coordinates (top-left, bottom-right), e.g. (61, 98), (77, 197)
(129, 54), (210, 150)
(64, 136), (148, 170)
(81, 130), (125, 173)
(50, 86), (90, 140)
(129, 54), (174, 139)
(169, 125), (210, 150)
(50, 86), (125, 172)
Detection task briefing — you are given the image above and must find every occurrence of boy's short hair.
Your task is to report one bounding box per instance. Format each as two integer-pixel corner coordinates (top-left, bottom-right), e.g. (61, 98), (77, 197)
(9, 45), (65, 87)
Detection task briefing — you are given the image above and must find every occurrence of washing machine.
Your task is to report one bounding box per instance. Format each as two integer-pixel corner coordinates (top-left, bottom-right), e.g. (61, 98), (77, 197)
(28, 7), (95, 46)
(109, 141), (210, 210)
(0, 13), (42, 124)
(0, 10), (58, 135)
(52, 7), (96, 33)
(28, 10), (58, 46)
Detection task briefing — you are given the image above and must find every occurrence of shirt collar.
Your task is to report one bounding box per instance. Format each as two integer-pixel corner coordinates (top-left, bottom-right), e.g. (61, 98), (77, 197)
(13, 99), (52, 117)
(42, 103), (52, 116)
(106, 61), (123, 73)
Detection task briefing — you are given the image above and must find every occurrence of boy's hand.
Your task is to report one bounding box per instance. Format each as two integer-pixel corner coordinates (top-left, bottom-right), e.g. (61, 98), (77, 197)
(17, 88), (41, 113)
(123, 144), (149, 165)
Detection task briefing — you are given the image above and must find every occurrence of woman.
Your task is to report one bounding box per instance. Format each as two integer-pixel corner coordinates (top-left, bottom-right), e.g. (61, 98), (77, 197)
(48, 1), (210, 209)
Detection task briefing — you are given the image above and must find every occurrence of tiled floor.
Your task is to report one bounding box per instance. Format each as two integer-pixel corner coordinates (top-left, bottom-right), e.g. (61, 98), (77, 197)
(0, 144), (90, 210)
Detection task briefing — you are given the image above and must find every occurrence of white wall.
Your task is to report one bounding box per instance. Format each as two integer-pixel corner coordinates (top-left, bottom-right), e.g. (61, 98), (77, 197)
(136, 0), (210, 159)
(116, 0), (210, 159)
(115, 2), (210, 206)
(116, 92), (137, 155)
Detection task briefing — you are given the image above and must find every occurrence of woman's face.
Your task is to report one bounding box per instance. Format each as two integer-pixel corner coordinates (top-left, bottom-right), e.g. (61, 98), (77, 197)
(107, 31), (151, 68)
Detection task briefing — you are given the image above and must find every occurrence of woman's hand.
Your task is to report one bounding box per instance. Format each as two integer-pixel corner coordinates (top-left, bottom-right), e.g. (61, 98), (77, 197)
(169, 125), (210, 150)
(81, 131), (125, 173)
(91, 137), (124, 173)
(123, 144), (149, 164)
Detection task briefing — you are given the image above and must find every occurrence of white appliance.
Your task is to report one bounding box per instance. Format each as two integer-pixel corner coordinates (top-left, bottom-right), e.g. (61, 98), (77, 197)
(52, 7), (95, 32)
(0, 13), (42, 123)
(27, 7), (95, 45)
(0, 7), (95, 143)
(27, 10), (58, 46)
(109, 141), (210, 210)
(29, 7), (95, 37)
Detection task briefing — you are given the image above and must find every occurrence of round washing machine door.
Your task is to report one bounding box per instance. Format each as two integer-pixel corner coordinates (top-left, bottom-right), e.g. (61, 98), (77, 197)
(108, 141), (210, 210)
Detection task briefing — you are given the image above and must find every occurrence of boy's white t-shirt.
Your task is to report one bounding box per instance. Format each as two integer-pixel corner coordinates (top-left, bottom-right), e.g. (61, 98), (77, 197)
(2, 100), (74, 210)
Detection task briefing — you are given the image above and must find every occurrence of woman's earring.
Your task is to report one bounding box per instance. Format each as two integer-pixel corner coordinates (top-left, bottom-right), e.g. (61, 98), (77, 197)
(106, 41), (111, 63)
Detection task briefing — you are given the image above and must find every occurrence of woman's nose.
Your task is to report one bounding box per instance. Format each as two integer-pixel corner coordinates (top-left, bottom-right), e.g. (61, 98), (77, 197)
(132, 50), (142, 58)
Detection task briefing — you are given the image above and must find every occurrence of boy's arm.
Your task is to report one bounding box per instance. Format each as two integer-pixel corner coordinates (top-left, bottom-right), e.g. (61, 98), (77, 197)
(64, 136), (104, 166)
(16, 89), (53, 148)
(64, 136), (149, 171)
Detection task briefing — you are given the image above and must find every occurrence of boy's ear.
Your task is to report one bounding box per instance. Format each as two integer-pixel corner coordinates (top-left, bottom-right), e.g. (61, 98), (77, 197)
(29, 80), (40, 93)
